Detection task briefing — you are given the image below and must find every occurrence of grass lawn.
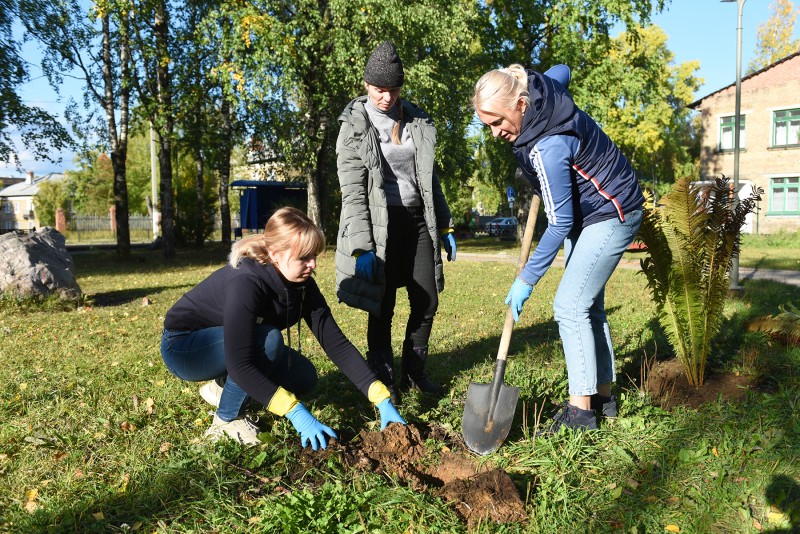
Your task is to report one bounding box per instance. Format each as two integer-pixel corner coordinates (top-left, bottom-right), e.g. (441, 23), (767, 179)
(739, 232), (800, 272)
(1, 243), (798, 532)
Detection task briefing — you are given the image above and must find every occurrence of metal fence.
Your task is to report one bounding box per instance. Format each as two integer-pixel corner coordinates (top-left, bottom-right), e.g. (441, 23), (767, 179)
(67, 215), (153, 232)
(63, 214), (239, 243)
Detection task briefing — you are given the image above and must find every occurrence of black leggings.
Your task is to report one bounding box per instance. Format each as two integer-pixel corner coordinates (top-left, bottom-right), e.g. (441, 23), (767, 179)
(367, 205), (438, 352)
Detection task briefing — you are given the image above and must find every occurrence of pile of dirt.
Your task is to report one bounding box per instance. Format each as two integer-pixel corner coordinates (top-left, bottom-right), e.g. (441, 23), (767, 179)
(293, 423), (526, 529)
(644, 357), (756, 410)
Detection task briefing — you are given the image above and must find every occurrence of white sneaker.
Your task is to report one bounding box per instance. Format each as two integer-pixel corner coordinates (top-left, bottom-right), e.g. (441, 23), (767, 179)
(199, 380), (224, 408)
(204, 414), (261, 446)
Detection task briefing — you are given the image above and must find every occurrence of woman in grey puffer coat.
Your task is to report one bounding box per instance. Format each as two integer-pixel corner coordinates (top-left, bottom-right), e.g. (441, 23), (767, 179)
(335, 40), (455, 404)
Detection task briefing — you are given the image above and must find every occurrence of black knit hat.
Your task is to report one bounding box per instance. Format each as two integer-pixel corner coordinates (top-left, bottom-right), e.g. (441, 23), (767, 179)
(363, 40), (404, 87)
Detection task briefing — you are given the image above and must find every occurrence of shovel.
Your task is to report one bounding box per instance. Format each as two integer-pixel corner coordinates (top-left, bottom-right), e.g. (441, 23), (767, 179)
(462, 196), (541, 455)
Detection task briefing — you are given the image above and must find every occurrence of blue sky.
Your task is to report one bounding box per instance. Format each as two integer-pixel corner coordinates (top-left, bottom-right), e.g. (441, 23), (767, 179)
(653, 0), (798, 98)
(2, 0), (797, 177)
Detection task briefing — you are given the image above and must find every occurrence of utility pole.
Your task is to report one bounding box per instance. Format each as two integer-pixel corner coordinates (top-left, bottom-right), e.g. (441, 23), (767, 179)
(722, 0), (745, 289)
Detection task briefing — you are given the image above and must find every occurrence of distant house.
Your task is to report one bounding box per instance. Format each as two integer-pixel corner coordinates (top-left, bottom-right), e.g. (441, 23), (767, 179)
(0, 171), (65, 233)
(690, 51), (800, 234)
(0, 175), (24, 189)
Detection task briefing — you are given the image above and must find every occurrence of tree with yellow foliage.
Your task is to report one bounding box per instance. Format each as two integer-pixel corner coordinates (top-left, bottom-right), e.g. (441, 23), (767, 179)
(748, 0), (800, 73)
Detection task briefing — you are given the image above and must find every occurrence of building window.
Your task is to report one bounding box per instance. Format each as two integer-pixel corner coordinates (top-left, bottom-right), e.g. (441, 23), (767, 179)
(3, 201), (9, 214)
(720, 115), (745, 151)
(773, 109), (800, 147)
(769, 176), (800, 214)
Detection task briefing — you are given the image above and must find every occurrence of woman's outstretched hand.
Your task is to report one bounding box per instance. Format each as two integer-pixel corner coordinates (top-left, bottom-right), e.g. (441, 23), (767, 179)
(285, 403), (337, 450)
(376, 398), (406, 430)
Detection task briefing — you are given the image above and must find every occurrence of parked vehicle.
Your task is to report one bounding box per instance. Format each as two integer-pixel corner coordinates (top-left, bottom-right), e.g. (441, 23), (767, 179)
(485, 217), (518, 237)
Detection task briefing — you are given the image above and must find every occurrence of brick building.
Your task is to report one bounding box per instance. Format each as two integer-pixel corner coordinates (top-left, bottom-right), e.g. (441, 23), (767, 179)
(690, 51), (800, 234)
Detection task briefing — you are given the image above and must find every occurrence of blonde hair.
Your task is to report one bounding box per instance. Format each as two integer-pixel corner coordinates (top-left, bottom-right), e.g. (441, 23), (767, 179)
(471, 64), (530, 112)
(391, 101), (404, 145)
(229, 206), (325, 268)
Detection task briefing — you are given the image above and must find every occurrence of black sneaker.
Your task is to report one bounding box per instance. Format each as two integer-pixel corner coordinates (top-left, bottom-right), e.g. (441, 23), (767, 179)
(590, 394), (618, 418)
(535, 402), (598, 437)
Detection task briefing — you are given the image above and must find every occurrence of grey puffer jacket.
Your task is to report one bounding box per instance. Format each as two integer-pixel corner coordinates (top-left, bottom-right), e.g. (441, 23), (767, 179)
(335, 96), (453, 316)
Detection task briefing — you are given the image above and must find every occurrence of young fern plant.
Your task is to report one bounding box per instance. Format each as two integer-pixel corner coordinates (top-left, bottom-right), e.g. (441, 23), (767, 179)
(638, 176), (761, 386)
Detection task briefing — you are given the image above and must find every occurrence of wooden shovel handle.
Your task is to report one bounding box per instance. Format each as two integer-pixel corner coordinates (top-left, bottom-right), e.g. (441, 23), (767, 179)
(496, 195), (542, 363)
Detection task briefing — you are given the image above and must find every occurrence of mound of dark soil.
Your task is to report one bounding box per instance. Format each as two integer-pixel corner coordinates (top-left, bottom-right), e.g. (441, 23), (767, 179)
(293, 423), (526, 529)
(644, 357), (756, 410)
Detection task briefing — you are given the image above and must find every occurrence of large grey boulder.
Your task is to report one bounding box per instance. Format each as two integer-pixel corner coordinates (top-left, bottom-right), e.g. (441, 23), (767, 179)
(0, 228), (81, 300)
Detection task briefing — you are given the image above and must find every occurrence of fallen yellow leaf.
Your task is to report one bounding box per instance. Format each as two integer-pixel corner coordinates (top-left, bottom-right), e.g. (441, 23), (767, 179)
(119, 473), (130, 492)
(767, 510), (787, 523)
(665, 525), (680, 533)
(93, 511), (104, 520)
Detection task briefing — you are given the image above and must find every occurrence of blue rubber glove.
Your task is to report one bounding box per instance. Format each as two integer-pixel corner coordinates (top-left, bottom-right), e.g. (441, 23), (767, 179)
(441, 233), (457, 262)
(376, 398), (406, 430)
(354, 251), (377, 282)
(505, 277), (533, 322)
(285, 403), (337, 450)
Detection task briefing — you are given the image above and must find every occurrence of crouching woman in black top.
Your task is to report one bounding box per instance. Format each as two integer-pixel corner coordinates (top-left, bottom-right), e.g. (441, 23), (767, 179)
(160, 207), (404, 448)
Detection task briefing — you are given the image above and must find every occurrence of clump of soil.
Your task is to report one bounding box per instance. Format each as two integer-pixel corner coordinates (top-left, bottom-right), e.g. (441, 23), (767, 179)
(293, 423), (526, 529)
(644, 357), (756, 410)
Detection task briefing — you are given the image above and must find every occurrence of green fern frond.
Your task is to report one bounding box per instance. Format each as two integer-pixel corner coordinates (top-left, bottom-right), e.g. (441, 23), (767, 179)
(748, 302), (800, 345)
(638, 192), (671, 300)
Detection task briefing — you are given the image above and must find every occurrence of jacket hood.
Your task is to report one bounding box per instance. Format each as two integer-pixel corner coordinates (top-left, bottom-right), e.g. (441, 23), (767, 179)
(338, 96), (368, 122)
(513, 70), (577, 148)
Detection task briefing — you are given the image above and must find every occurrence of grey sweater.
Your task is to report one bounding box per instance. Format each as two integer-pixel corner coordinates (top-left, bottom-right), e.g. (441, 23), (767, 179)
(364, 99), (421, 207)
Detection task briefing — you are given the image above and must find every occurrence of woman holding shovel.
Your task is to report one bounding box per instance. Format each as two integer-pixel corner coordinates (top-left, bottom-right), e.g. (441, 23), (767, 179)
(335, 40), (456, 405)
(160, 207), (405, 448)
(472, 64), (644, 434)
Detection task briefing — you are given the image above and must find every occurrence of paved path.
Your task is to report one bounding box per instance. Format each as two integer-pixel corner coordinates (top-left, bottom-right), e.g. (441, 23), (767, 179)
(457, 252), (800, 287)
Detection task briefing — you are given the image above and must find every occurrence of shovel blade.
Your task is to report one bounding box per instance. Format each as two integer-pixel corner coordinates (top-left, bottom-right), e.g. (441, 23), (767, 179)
(462, 381), (520, 455)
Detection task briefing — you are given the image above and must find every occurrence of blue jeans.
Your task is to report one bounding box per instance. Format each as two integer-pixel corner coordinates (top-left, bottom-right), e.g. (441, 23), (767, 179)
(161, 324), (317, 421)
(553, 209), (642, 396)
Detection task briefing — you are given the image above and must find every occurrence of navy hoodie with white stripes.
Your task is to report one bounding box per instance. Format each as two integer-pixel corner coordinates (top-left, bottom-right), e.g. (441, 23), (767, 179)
(511, 67), (644, 286)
